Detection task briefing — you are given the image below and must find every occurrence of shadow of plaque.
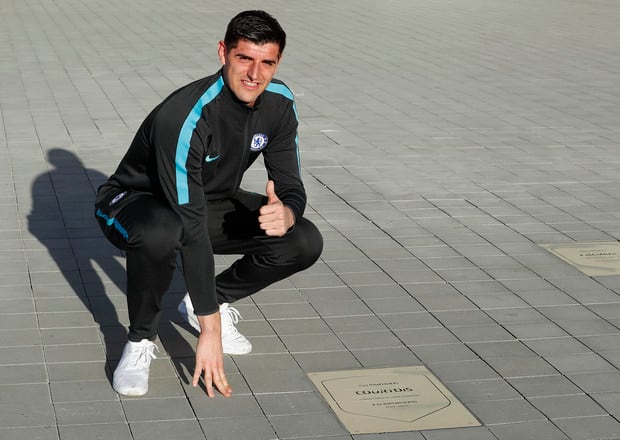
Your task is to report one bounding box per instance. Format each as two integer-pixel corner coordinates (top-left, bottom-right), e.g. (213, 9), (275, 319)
(540, 241), (620, 276)
(308, 366), (480, 434)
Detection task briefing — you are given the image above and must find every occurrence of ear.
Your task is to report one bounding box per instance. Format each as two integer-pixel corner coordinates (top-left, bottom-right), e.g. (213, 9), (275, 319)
(217, 40), (227, 65)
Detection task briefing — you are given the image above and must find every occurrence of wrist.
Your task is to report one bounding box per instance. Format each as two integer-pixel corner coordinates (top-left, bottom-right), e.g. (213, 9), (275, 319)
(197, 312), (221, 333)
(284, 205), (295, 229)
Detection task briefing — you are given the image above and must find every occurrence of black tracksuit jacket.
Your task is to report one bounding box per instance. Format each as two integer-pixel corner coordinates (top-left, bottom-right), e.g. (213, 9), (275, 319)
(96, 70), (306, 315)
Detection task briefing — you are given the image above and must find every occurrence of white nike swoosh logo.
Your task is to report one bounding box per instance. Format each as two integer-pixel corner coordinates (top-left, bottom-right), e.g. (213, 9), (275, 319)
(205, 154), (220, 163)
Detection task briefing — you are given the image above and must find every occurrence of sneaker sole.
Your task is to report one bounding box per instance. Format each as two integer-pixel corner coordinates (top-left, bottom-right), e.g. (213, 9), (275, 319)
(113, 382), (148, 397)
(223, 344), (252, 355)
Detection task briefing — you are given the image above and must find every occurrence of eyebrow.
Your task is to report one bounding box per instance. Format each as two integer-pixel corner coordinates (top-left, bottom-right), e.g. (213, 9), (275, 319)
(235, 51), (278, 65)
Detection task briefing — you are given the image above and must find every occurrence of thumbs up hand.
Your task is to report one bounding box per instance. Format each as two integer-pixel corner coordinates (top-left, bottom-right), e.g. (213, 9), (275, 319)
(266, 180), (279, 205)
(259, 180), (295, 237)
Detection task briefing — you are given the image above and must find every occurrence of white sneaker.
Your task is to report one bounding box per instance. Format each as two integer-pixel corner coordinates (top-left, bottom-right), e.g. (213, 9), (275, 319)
(220, 302), (252, 355)
(177, 293), (252, 355)
(113, 339), (158, 396)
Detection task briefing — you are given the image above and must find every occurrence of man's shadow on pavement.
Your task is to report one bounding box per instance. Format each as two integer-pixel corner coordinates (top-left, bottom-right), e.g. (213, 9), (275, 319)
(28, 148), (199, 386)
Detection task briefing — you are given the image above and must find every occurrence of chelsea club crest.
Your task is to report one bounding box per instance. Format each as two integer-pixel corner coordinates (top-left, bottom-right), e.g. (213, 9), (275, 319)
(250, 133), (269, 151)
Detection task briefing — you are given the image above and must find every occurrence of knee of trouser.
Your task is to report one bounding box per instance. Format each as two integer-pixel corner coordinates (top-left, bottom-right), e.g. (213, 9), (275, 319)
(288, 218), (323, 269)
(134, 209), (182, 261)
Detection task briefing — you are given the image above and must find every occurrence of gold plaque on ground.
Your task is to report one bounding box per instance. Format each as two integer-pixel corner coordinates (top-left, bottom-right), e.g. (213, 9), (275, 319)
(540, 241), (620, 276)
(307, 366), (480, 434)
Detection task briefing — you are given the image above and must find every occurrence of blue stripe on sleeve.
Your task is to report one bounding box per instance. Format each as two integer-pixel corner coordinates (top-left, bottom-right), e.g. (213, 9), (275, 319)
(265, 82), (301, 172)
(175, 76), (224, 205)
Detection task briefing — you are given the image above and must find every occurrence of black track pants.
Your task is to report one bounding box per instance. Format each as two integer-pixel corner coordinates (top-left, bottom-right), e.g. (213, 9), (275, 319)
(95, 190), (323, 342)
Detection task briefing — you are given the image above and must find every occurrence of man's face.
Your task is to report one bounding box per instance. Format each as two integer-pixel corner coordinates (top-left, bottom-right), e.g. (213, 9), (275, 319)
(218, 39), (281, 107)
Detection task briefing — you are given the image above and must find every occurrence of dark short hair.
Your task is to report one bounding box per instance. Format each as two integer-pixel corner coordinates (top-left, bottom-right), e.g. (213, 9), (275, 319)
(224, 10), (286, 56)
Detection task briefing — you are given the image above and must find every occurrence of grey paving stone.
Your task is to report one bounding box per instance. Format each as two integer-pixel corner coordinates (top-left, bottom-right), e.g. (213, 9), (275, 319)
(44, 343), (106, 363)
(429, 359), (501, 383)
(280, 333), (347, 353)
(199, 415), (277, 440)
(603, 350), (620, 369)
(244, 370), (315, 394)
(0, 426), (59, 440)
(310, 298), (374, 317)
(352, 346), (421, 368)
(568, 371), (620, 394)
(258, 302), (318, 320)
(514, 290), (580, 307)
(465, 292), (531, 309)
(466, 399), (545, 425)
(37, 311), (97, 328)
(294, 350), (362, 371)
(0, 345), (45, 365)
(561, 317), (619, 337)
(300, 286), (360, 303)
(447, 378), (521, 403)
(409, 290), (482, 312)
(0, 284), (34, 300)
(504, 322), (569, 340)
(530, 394), (607, 419)
(349, 283), (412, 300)
(251, 289), (306, 305)
(46, 361), (110, 382)
(0, 383), (55, 428)
(364, 296), (426, 315)
(522, 337), (591, 356)
(588, 303), (620, 321)
(55, 400), (125, 425)
(485, 356), (558, 378)
(488, 420), (570, 440)
(290, 272), (347, 289)
(32, 282), (86, 299)
(58, 423), (133, 440)
(337, 270), (396, 286)
(233, 353), (301, 375)
(432, 310), (495, 327)
(34, 297), (90, 313)
(396, 327), (460, 346)
(0, 298), (35, 313)
(122, 397), (195, 422)
(0, 363), (47, 384)
(413, 343), (479, 364)
(544, 352), (617, 375)
(452, 324), (516, 343)
(554, 415), (620, 440)
(421, 426), (496, 440)
(130, 420), (206, 440)
(269, 412), (348, 439)
(537, 304), (602, 321)
(49, 379), (119, 403)
(468, 340), (535, 359)
(240, 335), (288, 354)
(40, 327), (102, 345)
(191, 394), (263, 419)
(593, 392), (620, 417)
(508, 374), (583, 398)
(325, 315), (389, 333)
(0, 328), (42, 347)
(256, 391), (331, 416)
(579, 334), (620, 352)
(338, 330), (404, 351)
(268, 317), (333, 335)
